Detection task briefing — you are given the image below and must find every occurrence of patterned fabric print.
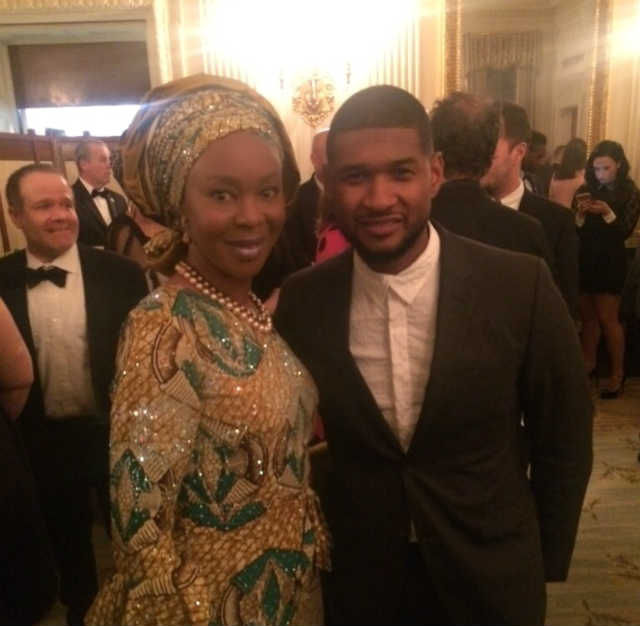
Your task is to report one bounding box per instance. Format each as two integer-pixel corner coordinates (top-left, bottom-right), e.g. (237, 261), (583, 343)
(215, 547), (323, 626)
(86, 284), (329, 626)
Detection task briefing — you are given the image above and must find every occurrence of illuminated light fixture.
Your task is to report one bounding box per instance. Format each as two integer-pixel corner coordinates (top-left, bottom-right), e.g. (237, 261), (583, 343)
(292, 71), (335, 128)
(203, 0), (417, 91)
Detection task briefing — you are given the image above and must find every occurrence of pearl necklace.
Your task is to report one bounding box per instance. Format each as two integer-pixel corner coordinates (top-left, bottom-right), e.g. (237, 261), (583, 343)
(175, 261), (272, 333)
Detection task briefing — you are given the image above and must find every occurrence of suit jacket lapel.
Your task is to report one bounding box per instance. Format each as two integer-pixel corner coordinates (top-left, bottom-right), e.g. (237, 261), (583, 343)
(408, 226), (478, 454)
(2, 251), (37, 357)
(322, 252), (405, 458)
(78, 246), (107, 394)
(106, 193), (119, 221)
(1, 251), (46, 422)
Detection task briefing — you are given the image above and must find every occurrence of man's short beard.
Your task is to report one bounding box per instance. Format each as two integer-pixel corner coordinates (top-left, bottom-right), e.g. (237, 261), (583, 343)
(342, 216), (429, 270)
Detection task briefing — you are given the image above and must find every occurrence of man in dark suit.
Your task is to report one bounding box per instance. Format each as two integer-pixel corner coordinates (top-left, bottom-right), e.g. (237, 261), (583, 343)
(72, 139), (127, 247)
(253, 129), (328, 300)
(0, 163), (148, 625)
(275, 86), (593, 625)
(430, 92), (553, 268)
(523, 129), (554, 196)
(481, 102), (579, 318)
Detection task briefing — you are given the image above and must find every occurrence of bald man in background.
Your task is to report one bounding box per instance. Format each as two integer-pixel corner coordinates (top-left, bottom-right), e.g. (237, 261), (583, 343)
(253, 128), (329, 300)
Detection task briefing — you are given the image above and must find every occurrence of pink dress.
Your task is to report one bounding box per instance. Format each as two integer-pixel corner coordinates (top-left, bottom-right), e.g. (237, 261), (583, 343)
(315, 225), (350, 263)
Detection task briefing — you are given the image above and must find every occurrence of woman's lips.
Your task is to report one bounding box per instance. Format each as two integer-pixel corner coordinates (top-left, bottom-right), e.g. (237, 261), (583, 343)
(226, 238), (264, 260)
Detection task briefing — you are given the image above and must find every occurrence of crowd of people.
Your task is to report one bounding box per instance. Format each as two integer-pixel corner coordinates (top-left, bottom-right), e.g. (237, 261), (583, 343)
(0, 73), (638, 626)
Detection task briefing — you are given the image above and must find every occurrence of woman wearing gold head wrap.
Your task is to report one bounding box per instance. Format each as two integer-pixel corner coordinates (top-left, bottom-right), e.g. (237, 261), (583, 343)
(86, 75), (329, 626)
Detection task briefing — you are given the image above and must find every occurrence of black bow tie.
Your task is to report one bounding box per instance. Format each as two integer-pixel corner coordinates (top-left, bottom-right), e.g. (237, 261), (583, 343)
(91, 188), (108, 199)
(26, 266), (68, 288)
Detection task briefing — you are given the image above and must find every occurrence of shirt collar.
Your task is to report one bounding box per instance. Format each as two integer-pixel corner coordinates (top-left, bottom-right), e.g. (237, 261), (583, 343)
(26, 244), (80, 274)
(313, 173), (325, 193)
(500, 179), (525, 210)
(353, 223), (440, 305)
(79, 176), (102, 195)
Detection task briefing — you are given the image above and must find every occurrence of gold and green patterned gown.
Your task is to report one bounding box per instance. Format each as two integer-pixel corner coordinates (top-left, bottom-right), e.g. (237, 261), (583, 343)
(86, 284), (330, 626)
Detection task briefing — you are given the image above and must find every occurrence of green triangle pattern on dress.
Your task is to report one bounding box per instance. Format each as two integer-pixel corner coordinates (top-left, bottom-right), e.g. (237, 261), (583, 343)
(262, 569), (280, 624)
(110, 449), (153, 543)
(232, 549), (310, 594)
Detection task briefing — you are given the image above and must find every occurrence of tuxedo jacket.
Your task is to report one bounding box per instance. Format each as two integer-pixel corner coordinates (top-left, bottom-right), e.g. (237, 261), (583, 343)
(0, 246), (148, 451)
(72, 179), (128, 248)
(519, 190), (579, 318)
(275, 226), (593, 625)
(253, 176), (321, 299)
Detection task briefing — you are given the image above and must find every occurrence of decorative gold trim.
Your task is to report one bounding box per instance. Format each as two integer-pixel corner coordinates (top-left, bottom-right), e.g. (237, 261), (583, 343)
(292, 73), (335, 129)
(444, 0), (462, 94)
(0, 0), (151, 9)
(586, 0), (611, 152)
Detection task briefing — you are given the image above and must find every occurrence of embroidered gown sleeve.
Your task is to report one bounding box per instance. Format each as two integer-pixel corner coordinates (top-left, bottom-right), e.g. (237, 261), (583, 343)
(87, 295), (210, 625)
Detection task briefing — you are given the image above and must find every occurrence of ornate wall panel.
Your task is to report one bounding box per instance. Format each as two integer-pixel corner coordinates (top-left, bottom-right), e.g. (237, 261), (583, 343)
(586, 0), (611, 151)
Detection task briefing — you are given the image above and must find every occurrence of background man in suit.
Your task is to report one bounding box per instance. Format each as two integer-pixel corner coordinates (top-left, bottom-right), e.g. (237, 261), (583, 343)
(0, 163), (147, 625)
(253, 128), (328, 300)
(73, 139), (127, 247)
(430, 91), (552, 268)
(295, 127), (329, 259)
(522, 129), (553, 196)
(481, 102), (580, 317)
(275, 86), (593, 625)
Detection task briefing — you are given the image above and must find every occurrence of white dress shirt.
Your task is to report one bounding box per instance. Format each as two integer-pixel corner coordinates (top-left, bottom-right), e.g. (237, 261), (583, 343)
(500, 179), (525, 210)
(79, 176), (112, 227)
(349, 225), (441, 451)
(26, 245), (96, 418)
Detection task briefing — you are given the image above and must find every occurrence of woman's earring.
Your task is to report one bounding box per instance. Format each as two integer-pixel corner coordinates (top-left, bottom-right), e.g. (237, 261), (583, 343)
(181, 217), (191, 244)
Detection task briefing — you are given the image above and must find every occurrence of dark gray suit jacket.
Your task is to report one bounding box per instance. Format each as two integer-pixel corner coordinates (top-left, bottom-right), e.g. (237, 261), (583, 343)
(0, 245), (148, 451)
(519, 190), (580, 318)
(72, 179), (128, 248)
(275, 226), (592, 625)
(253, 175), (321, 299)
(431, 179), (553, 272)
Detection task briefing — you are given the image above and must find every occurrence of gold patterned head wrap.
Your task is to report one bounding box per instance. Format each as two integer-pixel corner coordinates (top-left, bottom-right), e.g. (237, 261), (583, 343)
(119, 74), (300, 231)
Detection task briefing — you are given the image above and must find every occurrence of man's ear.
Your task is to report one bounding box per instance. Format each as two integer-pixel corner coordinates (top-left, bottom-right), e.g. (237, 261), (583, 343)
(8, 208), (24, 231)
(514, 141), (528, 163)
(428, 151), (444, 198)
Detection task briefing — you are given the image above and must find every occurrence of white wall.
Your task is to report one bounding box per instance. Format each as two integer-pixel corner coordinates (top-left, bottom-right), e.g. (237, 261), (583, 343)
(550, 0), (596, 149)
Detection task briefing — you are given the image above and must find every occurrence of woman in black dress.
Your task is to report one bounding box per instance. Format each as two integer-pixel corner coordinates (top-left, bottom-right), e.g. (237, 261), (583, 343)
(574, 140), (640, 398)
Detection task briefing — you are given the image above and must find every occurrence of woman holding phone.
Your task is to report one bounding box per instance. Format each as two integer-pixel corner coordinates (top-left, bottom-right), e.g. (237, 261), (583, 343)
(573, 140), (640, 398)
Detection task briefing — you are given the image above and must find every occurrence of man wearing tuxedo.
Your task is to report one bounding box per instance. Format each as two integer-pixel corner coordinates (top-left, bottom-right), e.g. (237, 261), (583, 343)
(481, 102), (580, 318)
(0, 163), (147, 625)
(275, 86), (593, 625)
(72, 139), (127, 247)
(292, 128), (329, 263)
(430, 91), (553, 269)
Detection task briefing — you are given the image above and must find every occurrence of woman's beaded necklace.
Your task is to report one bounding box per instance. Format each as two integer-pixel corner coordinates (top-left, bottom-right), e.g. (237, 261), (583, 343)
(175, 261), (272, 333)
